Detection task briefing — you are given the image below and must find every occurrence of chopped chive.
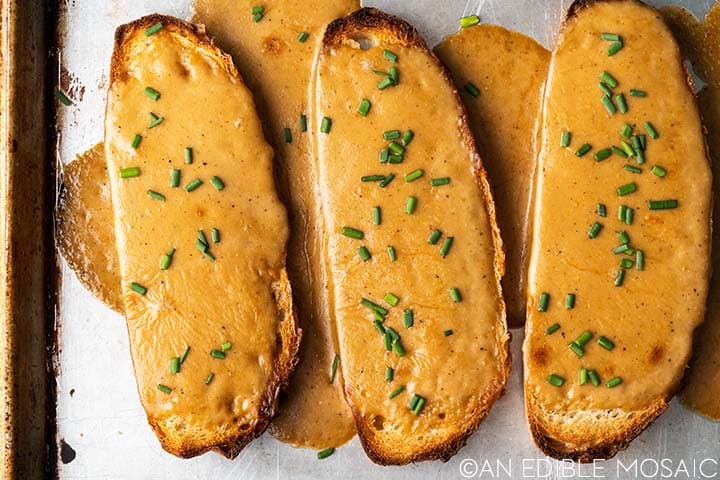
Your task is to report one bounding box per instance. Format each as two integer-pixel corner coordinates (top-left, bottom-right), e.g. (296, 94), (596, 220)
(594, 148), (611, 161)
(601, 95), (616, 115)
(54, 89), (73, 106)
(561, 131), (571, 147)
(130, 282), (147, 295)
(600, 33), (621, 41)
(620, 258), (634, 269)
(148, 113), (164, 128)
(358, 99), (371, 116)
(444, 329), (454, 337)
(372, 206), (381, 225)
(297, 31), (309, 43)
(607, 377), (623, 388)
(184, 147), (193, 164)
(385, 366), (394, 382)
(614, 269), (625, 286)
(431, 177), (450, 186)
(317, 448), (335, 460)
(145, 21), (164, 36)
(599, 82), (613, 97)
(184, 178), (203, 192)
(170, 357), (180, 374)
(360, 298), (387, 316)
(440, 236), (454, 257)
(612, 243), (630, 254)
(546, 323), (561, 334)
(569, 342), (584, 357)
(361, 175), (385, 182)
(160, 253), (172, 270)
(617, 182), (637, 196)
(636, 250), (644, 270)
(548, 374), (565, 387)
(388, 246), (397, 262)
(131, 134), (142, 149)
(252, 5), (263, 22)
(383, 49), (398, 62)
(403, 309), (414, 328)
(405, 196), (417, 214)
(402, 130), (414, 146)
(283, 127), (292, 144)
(600, 71), (618, 88)
(566, 293), (576, 309)
(648, 199), (678, 210)
(389, 385), (405, 399)
(393, 340), (406, 357)
(387, 154), (403, 164)
(300, 114), (308, 132)
(621, 124), (633, 139)
(639, 134), (647, 150)
(597, 203), (607, 217)
(607, 40), (624, 56)
(389, 68), (399, 86)
(651, 165), (667, 177)
(157, 384), (171, 394)
(629, 89), (647, 97)
(576, 330), (593, 347)
(579, 368), (588, 385)
(205, 373), (215, 385)
(598, 336), (615, 350)
(589, 370), (601, 386)
(380, 174), (395, 188)
(575, 143), (591, 157)
(623, 165), (642, 174)
(203, 250), (215, 262)
(588, 222), (603, 239)
(618, 230), (630, 244)
(405, 169), (424, 182)
(198, 230), (209, 247)
(373, 320), (386, 335)
(341, 227), (363, 239)
(616, 93), (627, 113)
(170, 169), (181, 188)
(644, 122), (659, 139)
(210, 176), (225, 191)
(320, 117), (332, 134)
(210, 349), (226, 359)
(144, 87), (160, 101)
(621, 141), (635, 157)
(211, 228), (220, 243)
(626, 209), (634, 226)
(378, 77), (394, 90)
(383, 130), (401, 140)
(120, 167), (140, 178)
(450, 288), (462, 303)
(176, 345), (190, 364)
(464, 81), (480, 97)
(612, 146), (628, 158)
(428, 229), (442, 245)
(373, 69), (391, 77)
(384, 293), (399, 306)
(388, 142), (405, 155)
(196, 239), (208, 253)
(329, 354), (340, 384)
(411, 395), (425, 415)
(357, 246), (371, 261)
(459, 14), (481, 28)
(538, 292), (549, 312)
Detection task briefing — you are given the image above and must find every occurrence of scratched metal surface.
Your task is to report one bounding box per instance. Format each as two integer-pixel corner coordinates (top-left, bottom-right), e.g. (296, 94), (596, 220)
(54, 1), (718, 479)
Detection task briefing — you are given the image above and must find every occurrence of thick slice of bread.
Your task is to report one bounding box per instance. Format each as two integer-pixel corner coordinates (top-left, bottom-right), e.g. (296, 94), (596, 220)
(524, 0), (711, 462)
(106, 15), (301, 459)
(310, 8), (510, 465)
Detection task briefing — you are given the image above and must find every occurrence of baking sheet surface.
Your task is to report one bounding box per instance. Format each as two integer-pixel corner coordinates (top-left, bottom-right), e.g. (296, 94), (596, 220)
(55, 1), (719, 478)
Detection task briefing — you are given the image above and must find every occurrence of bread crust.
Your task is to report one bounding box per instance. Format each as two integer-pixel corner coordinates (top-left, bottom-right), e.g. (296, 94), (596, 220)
(318, 8), (511, 466)
(107, 14), (302, 460)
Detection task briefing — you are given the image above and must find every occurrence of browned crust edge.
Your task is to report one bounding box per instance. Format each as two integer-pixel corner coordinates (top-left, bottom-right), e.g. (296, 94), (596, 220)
(319, 7), (511, 466)
(526, 0), (712, 462)
(107, 14), (302, 460)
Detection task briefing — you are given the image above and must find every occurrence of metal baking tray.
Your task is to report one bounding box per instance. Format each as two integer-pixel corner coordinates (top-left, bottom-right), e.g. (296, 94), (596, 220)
(2, 0), (716, 478)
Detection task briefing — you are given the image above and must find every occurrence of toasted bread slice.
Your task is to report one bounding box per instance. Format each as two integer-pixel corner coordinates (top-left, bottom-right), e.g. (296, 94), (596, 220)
(310, 8), (510, 465)
(105, 15), (300, 458)
(435, 25), (550, 328)
(524, 0), (711, 461)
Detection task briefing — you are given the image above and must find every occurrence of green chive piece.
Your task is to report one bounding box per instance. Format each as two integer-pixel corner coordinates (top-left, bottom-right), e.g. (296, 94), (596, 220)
(54, 89), (73, 106)
(444, 329), (454, 337)
(440, 236), (454, 257)
(576, 330), (593, 347)
(600, 71), (618, 88)
(130, 282), (147, 295)
(389, 67), (399, 86)
(387, 154), (403, 164)
(361, 175), (385, 182)
(597, 203), (607, 217)
(636, 250), (645, 271)
(372, 206), (381, 226)
(385, 366), (394, 382)
(450, 288), (462, 303)
(612, 146), (628, 158)
(588, 222), (603, 239)
(548, 374), (565, 387)
(621, 141), (635, 157)
(178, 345), (190, 364)
(184, 147), (193, 164)
(198, 230), (209, 247)
(360, 298), (387, 316)
(431, 177), (450, 186)
(598, 336), (615, 350)
(651, 165), (667, 177)
(196, 239), (208, 253)
(464, 81), (480, 97)
(297, 31), (309, 43)
(380, 174), (395, 188)
(607, 40), (624, 56)
(599, 82), (613, 97)
(320, 117), (332, 134)
(170, 169), (181, 188)
(170, 357), (180, 374)
(184, 178), (203, 192)
(393, 340), (406, 357)
(607, 377), (623, 388)
(210, 349), (226, 359)
(252, 5), (264, 22)
(589, 370), (601, 386)
(373, 320), (386, 336)
(148, 113), (164, 129)
(648, 199), (678, 210)
(616, 93), (628, 113)
(575, 143), (591, 157)
(644, 122), (659, 139)
(388, 142), (405, 155)
(621, 124), (633, 139)
(378, 77), (394, 90)
(561, 131), (571, 147)
(617, 182), (637, 196)
(627, 208), (634, 224)
(569, 342), (585, 357)
(144, 22), (164, 36)
(403, 309), (414, 328)
(624, 164), (642, 174)
(402, 130), (414, 146)
(389, 385), (405, 399)
(383, 49), (398, 62)
(620, 258), (634, 269)
(384, 293), (399, 306)
(358, 246), (371, 262)
(546, 323), (561, 335)
(120, 167), (140, 178)
(341, 227), (363, 239)
(629, 89), (647, 97)
(579, 368), (588, 385)
(618, 230), (630, 244)
(428, 229), (442, 245)
(538, 292), (550, 312)
(160, 253), (172, 270)
(594, 148), (612, 162)
(329, 354), (339, 384)
(131, 134), (142, 149)
(384, 130), (401, 140)
(300, 114), (308, 132)
(614, 269), (625, 287)
(358, 99), (371, 116)
(211, 228), (220, 243)
(405, 196), (417, 214)
(205, 373), (215, 385)
(405, 169), (424, 183)
(144, 87), (160, 101)
(157, 384), (171, 394)
(411, 395), (425, 415)
(283, 127), (292, 144)
(211, 176), (225, 191)
(601, 95), (616, 115)
(600, 33), (621, 41)
(459, 14), (481, 28)
(317, 448), (335, 460)
(203, 251), (216, 262)
(388, 246), (397, 262)
(612, 243), (630, 255)
(566, 293), (576, 309)
(639, 134), (647, 150)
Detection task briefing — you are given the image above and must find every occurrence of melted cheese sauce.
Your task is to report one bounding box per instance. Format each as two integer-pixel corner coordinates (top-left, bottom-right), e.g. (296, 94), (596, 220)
(193, 0), (360, 449)
(435, 25), (550, 327)
(105, 24), (289, 447)
(525, 0), (711, 412)
(311, 32), (508, 456)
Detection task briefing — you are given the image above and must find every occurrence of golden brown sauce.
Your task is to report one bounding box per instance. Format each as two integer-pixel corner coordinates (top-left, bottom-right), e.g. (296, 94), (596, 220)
(663, 3), (720, 420)
(105, 20), (293, 455)
(435, 25), (550, 327)
(56, 143), (121, 312)
(193, 0), (360, 449)
(525, 0), (711, 412)
(311, 20), (509, 462)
